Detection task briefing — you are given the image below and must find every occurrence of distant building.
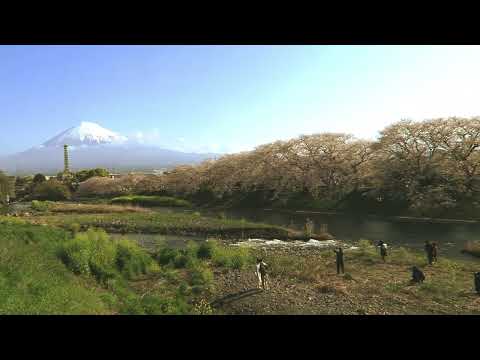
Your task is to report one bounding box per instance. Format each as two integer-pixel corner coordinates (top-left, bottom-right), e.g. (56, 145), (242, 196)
(109, 173), (124, 180)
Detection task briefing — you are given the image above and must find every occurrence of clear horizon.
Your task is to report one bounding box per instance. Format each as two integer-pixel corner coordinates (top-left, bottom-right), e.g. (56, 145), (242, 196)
(2, 45), (480, 156)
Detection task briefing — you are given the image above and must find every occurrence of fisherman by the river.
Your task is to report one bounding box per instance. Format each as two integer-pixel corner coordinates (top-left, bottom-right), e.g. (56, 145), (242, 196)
(334, 247), (345, 275)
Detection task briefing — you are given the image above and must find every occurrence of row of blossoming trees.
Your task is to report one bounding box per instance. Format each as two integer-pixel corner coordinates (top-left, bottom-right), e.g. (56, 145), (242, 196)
(150, 117), (480, 217)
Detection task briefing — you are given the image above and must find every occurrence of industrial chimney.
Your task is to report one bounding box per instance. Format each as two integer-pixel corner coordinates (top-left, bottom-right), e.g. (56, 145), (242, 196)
(64, 144), (70, 174)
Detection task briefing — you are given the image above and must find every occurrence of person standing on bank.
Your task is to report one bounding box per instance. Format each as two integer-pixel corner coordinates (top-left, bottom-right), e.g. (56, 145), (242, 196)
(377, 241), (388, 262)
(334, 247), (345, 275)
(431, 242), (438, 264)
(474, 272), (480, 295)
(255, 258), (269, 290)
(425, 241), (434, 265)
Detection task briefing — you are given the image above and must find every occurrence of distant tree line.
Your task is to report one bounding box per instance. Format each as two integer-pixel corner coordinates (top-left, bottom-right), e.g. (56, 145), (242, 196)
(158, 117), (480, 218)
(3, 117), (480, 219)
(2, 168), (112, 202)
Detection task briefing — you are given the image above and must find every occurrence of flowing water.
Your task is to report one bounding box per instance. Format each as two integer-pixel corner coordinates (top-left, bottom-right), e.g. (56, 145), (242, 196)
(213, 208), (480, 261)
(115, 207), (480, 261)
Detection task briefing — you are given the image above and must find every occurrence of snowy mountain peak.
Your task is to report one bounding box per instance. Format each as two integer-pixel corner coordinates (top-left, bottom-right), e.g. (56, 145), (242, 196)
(42, 122), (128, 147)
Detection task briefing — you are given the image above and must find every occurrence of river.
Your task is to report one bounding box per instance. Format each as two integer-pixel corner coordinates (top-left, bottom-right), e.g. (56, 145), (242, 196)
(213, 208), (480, 260)
(114, 206), (480, 261)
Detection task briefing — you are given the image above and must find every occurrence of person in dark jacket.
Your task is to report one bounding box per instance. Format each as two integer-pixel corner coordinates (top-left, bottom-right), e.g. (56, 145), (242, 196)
(333, 247), (345, 275)
(424, 241), (433, 265)
(474, 272), (480, 294)
(411, 266), (425, 283)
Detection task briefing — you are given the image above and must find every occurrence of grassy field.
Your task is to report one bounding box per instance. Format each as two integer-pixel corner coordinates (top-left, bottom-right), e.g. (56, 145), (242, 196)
(0, 217), (253, 315)
(0, 218), (112, 314)
(111, 195), (192, 208)
(27, 211), (324, 240)
(1, 216), (479, 314)
(31, 201), (149, 214)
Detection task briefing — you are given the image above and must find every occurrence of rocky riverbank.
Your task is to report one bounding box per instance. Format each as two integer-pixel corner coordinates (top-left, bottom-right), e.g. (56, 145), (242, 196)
(208, 241), (480, 315)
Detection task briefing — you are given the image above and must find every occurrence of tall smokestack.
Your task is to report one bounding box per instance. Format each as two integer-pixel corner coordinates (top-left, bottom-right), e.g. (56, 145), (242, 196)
(64, 144), (70, 174)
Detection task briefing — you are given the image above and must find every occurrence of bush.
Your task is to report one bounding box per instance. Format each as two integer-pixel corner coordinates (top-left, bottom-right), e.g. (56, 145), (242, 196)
(32, 174), (47, 184)
(116, 240), (153, 279)
(141, 294), (191, 315)
(155, 239), (253, 270)
(173, 254), (190, 269)
(32, 180), (71, 201)
(154, 243), (200, 269)
(155, 247), (181, 266)
(197, 241), (216, 259)
(74, 168), (109, 183)
(211, 242), (253, 269)
(188, 262), (214, 289)
(111, 195), (191, 208)
(193, 298), (214, 315)
(31, 200), (51, 212)
(59, 229), (116, 283)
(59, 229), (153, 285)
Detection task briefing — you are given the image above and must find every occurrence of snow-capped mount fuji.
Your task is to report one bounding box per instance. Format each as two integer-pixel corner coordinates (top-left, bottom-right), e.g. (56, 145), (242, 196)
(41, 122), (128, 147)
(0, 122), (218, 175)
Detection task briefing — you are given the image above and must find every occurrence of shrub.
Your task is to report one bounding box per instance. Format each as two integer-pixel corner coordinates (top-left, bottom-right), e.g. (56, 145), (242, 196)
(32, 180), (71, 201)
(31, 200), (50, 212)
(32, 174), (47, 184)
(111, 195), (191, 208)
(188, 262), (214, 289)
(68, 223), (82, 235)
(141, 294), (191, 315)
(49, 203), (148, 214)
(193, 298), (214, 315)
(74, 168), (109, 183)
(197, 241), (216, 259)
(392, 246), (426, 266)
(155, 247), (181, 266)
(115, 240), (153, 279)
(211, 243), (253, 269)
(173, 254), (190, 269)
(154, 243), (199, 269)
(59, 229), (153, 285)
(59, 229), (116, 283)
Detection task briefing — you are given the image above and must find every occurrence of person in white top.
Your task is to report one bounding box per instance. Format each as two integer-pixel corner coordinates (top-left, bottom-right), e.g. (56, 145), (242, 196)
(377, 241), (388, 262)
(255, 258), (269, 290)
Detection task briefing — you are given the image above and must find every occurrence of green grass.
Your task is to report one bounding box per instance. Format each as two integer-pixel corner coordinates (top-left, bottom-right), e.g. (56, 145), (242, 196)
(0, 221), (112, 314)
(58, 228), (155, 284)
(31, 200), (51, 212)
(111, 195), (192, 208)
(0, 218), (215, 315)
(32, 201), (149, 214)
(31, 211), (298, 239)
(154, 240), (254, 271)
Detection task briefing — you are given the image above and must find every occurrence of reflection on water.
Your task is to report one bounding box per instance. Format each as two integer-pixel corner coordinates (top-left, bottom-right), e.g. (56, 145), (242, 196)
(122, 207), (480, 261)
(201, 208), (480, 260)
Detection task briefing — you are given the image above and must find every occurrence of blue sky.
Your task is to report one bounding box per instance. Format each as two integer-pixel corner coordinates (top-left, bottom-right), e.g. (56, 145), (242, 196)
(2, 45), (480, 155)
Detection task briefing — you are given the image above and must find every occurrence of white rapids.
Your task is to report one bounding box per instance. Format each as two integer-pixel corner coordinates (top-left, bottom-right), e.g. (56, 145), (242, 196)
(231, 238), (359, 250)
